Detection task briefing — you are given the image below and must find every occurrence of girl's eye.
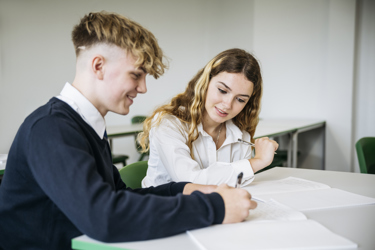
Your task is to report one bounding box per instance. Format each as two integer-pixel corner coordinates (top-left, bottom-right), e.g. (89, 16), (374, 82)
(237, 97), (246, 103)
(218, 88), (227, 94)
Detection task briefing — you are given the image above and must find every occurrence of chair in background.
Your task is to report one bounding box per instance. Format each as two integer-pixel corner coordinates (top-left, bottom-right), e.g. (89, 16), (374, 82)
(112, 154), (129, 167)
(355, 137), (375, 174)
(107, 132), (129, 167)
(131, 116), (149, 161)
(119, 161), (148, 189)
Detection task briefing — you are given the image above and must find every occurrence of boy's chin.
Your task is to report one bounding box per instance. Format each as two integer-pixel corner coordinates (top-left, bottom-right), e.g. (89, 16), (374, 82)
(113, 109), (130, 116)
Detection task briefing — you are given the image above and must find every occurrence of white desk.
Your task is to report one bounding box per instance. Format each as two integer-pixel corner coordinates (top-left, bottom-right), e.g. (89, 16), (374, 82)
(72, 167), (375, 250)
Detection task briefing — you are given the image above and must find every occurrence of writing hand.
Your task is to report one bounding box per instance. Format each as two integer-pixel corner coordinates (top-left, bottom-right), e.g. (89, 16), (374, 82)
(214, 184), (257, 224)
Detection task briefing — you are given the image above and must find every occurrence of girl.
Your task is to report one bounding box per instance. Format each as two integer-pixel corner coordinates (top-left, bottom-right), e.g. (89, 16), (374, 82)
(139, 48), (278, 187)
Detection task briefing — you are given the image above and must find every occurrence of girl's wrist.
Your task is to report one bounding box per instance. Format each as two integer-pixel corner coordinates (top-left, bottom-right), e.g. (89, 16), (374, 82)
(249, 157), (268, 172)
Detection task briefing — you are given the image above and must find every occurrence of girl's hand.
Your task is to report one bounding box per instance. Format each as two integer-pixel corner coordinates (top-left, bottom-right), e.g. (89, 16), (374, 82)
(249, 137), (279, 172)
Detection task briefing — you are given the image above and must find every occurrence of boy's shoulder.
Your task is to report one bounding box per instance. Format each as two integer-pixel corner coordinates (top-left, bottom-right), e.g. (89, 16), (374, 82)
(22, 97), (81, 133)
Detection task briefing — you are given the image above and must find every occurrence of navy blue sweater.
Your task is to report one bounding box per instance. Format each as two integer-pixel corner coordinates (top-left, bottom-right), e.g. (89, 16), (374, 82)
(0, 98), (224, 250)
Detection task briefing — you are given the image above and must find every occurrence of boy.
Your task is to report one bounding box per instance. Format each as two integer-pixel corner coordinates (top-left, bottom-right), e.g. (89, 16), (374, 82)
(0, 11), (256, 250)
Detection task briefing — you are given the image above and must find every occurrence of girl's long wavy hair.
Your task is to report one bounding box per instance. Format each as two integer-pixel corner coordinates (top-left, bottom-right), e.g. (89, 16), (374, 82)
(138, 48), (263, 159)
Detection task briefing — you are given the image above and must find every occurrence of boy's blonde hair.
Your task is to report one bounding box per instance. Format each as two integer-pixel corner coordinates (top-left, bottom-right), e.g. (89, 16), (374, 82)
(72, 11), (167, 79)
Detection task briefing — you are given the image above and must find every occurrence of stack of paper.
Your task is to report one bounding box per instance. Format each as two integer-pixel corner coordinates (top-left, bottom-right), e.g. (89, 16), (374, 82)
(187, 219), (357, 250)
(186, 177), (371, 249)
(243, 177), (375, 211)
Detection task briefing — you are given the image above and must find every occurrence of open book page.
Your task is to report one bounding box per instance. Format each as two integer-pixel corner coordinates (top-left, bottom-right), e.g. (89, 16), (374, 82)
(256, 188), (375, 211)
(187, 219), (357, 250)
(243, 177), (330, 196)
(246, 199), (306, 221)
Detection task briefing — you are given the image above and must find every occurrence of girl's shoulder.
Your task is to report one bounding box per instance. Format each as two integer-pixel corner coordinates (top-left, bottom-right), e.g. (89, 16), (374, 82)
(153, 112), (188, 131)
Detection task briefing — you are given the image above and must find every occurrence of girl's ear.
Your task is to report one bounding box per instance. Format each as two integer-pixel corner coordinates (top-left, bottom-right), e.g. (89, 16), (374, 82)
(92, 55), (105, 80)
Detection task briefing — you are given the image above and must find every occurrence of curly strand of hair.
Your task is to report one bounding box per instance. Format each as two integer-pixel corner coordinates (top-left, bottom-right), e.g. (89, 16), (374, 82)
(74, 11), (167, 79)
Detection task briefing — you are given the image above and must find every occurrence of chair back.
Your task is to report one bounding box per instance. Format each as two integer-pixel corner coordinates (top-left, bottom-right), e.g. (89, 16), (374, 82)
(355, 137), (375, 174)
(119, 161), (148, 189)
(131, 116), (147, 124)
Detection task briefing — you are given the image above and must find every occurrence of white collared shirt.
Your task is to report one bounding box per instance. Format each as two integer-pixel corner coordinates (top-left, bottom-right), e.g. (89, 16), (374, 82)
(56, 82), (106, 139)
(142, 114), (255, 188)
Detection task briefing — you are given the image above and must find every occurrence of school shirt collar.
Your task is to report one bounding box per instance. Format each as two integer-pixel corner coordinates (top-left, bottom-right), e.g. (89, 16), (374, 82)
(56, 82), (106, 139)
(197, 119), (243, 145)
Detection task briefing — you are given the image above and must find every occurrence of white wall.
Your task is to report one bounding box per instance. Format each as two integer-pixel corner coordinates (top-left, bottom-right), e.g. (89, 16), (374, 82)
(253, 0), (357, 172)
(0, 0), (372, 171)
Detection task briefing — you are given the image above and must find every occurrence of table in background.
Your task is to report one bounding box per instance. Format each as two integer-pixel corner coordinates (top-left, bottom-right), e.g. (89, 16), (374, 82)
(254, 119), (326, 169)
(106, 119), (326, 169)
(0, 165), (5, 183)
(72, 167), (375, 250)
(0, 154), (7, 184)
(106, 123), (143, 150)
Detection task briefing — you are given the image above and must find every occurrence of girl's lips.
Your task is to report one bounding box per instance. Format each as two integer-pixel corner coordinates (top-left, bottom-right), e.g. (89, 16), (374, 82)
(215, 107), (228, 117)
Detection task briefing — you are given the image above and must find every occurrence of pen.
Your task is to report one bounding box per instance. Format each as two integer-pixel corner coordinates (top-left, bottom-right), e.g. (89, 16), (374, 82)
(235, 172), (243, 188)
(238, 138), (277, 154)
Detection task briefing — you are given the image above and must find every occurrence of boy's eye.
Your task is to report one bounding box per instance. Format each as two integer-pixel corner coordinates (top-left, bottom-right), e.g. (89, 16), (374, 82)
(218, 88), (227, 94)
(132, 73), (140, 79)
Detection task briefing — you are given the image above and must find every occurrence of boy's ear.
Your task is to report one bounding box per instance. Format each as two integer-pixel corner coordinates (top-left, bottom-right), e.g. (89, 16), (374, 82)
(92, 55), (105, 80)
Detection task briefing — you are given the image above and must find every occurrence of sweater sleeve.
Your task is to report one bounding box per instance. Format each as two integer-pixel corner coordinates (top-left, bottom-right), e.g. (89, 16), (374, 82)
(113, 164), (188, 196)
(27, 116), (224, 242)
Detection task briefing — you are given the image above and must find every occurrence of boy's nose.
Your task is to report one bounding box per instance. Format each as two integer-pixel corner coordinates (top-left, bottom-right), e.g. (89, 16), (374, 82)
(137, 77), (147, 93)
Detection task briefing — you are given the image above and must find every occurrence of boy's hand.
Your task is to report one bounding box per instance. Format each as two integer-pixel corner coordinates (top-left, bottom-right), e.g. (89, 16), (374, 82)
(214, 184), (257, 224)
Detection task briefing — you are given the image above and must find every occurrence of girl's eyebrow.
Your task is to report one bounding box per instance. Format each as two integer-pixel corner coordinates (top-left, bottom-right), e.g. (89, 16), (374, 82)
(218, 81), (250, 98)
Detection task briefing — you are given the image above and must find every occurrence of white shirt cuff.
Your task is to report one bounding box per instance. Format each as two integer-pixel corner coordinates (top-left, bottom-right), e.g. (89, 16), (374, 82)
(232, 159), (254, 186)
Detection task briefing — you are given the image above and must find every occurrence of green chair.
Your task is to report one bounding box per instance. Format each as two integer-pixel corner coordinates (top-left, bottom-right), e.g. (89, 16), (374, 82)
(119, 161), (148, 189)
(355, 137), (375, 174)
(131, 116), (149, 161)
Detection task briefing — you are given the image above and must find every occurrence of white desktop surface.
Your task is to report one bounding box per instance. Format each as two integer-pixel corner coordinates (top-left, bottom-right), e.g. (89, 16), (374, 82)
(72, 167), (375, 250)
(254, 119), (325, 138)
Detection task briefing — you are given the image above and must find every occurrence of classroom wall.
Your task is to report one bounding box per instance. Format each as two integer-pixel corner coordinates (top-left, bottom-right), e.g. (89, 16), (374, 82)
(0, 0), (373, 172)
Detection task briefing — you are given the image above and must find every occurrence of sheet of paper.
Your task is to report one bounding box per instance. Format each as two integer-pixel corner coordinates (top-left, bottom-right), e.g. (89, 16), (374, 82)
(246, 199), (307, 221)
(257, 188), (375, 211)
(243, 177), (330, 196)
(187, 220), (357, 250)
